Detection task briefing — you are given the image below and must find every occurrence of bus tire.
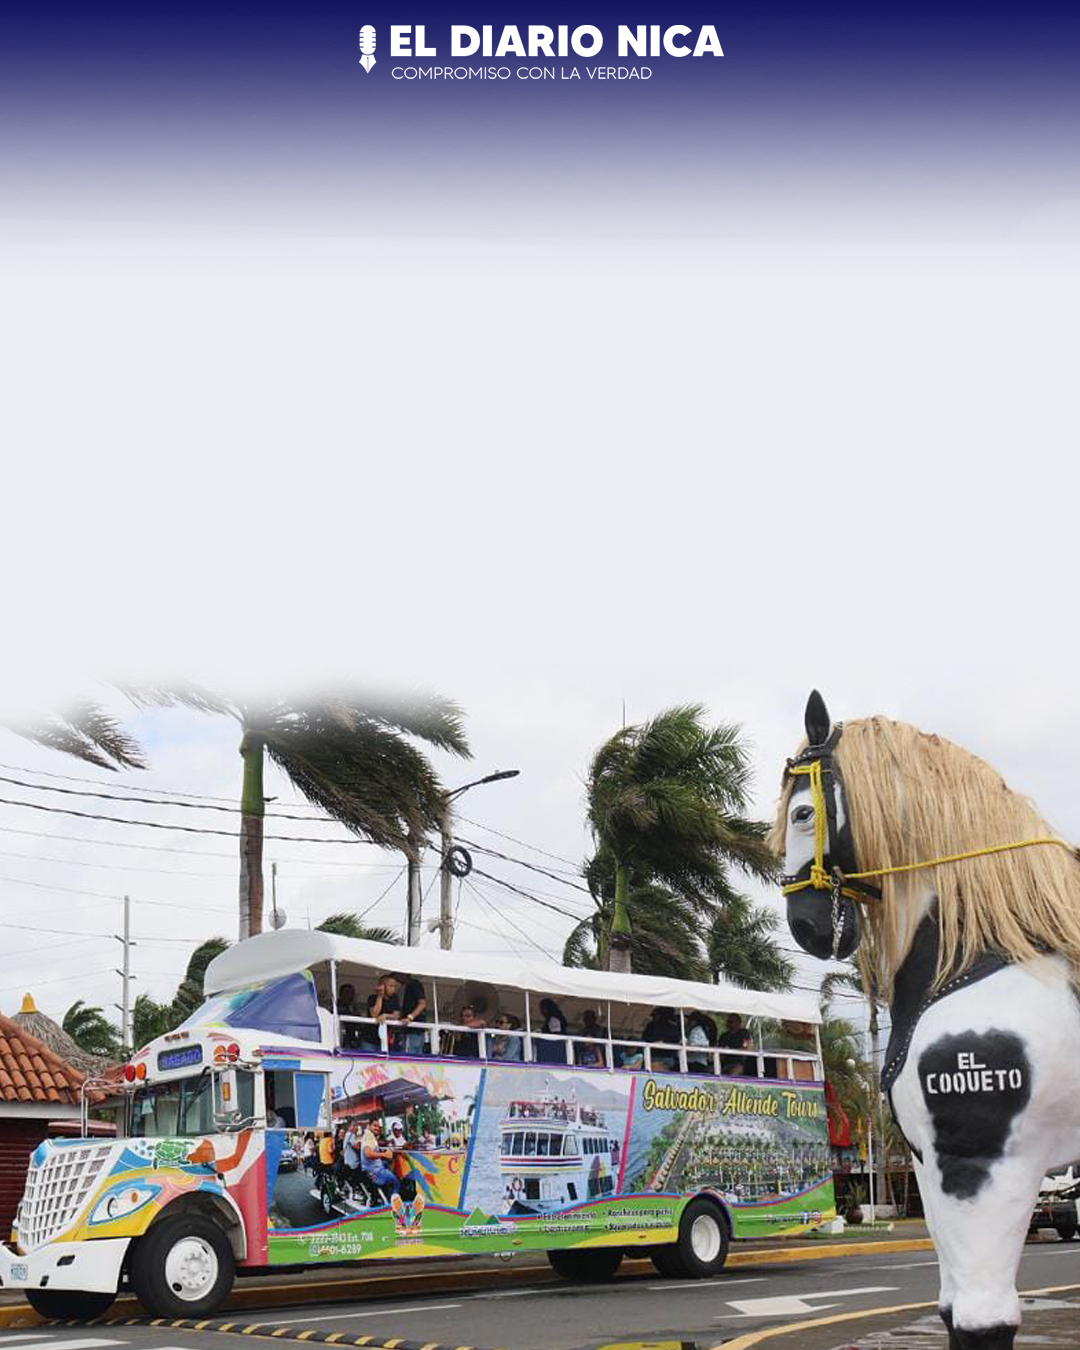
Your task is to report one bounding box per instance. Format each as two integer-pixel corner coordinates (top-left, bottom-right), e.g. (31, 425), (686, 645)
(547, 1247), (623, 1282)
(24, 1288), (117, 1321)
(650, 1197), (729, 1278)
(130, 1212), (235, 1317)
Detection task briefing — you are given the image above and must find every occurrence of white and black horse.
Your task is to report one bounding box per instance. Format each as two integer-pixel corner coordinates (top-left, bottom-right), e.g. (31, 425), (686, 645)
(780, 692), (1080, 1350)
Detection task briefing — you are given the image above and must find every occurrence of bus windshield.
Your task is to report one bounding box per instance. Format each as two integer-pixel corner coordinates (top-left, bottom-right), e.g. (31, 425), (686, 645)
(129, 1071), (254, 1137)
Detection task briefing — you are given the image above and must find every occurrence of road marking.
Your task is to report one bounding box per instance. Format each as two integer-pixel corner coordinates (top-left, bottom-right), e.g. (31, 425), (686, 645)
(26, 1342), (122, 1349)
(263, 1304), (461, 1325)
(0, 1337), (53, 1344)
(646, 1277), (768, 1292)
(722, 1286), (898, 1319)
(844, 1260), (938, 1272)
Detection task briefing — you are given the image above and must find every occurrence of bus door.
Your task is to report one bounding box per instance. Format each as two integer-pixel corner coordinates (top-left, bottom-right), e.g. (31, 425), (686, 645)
(265, 1067), (330, 1199)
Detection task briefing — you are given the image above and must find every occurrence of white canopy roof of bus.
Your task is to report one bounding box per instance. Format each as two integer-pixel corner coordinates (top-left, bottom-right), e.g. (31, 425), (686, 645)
(204, 929), (820, 1025)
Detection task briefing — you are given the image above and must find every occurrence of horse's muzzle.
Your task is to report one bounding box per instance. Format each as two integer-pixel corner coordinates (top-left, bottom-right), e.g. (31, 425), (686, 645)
(786, 890), (861, 961)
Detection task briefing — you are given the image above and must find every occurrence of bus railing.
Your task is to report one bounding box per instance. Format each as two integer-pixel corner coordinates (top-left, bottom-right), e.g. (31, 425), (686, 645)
(336, 1014), (822, 1080)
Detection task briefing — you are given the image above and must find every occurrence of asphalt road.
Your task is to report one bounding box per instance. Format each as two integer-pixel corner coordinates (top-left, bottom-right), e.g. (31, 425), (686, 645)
(7, 1238), (1080, 1350)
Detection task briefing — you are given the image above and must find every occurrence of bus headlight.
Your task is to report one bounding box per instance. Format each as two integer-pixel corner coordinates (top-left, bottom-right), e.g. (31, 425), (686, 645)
(89, 1184), (159, 1226)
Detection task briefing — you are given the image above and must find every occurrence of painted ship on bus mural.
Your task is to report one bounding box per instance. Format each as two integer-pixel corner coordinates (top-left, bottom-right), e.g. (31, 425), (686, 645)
(266, 1056), (834, 1265)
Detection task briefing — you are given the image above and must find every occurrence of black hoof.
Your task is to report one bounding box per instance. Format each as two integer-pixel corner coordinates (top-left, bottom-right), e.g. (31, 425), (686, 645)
(946, 1318), (1017, 1350)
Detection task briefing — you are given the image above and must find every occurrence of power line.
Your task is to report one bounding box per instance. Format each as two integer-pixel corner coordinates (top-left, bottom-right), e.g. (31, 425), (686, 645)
(455, 836), (592, 895)
(469, 866), (587, 922)
(0, 771), (359, 824)
(0, 759), (324, 813)
(0, 823), (402, 869)
(0, 793), (379, 844)
(455, 814), (582, 870)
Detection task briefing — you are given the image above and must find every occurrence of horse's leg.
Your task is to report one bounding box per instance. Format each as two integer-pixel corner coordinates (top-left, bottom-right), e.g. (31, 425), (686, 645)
(920, 1153), (1045, 1350)
(913, 1153), (959, 1348)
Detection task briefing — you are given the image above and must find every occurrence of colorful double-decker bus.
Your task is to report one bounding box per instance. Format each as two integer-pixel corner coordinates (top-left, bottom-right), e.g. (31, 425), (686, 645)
(0, 930), (833, 1320)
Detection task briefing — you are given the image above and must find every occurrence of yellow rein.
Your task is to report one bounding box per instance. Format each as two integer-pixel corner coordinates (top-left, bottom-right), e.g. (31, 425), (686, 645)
(781, 758), (1071, 899)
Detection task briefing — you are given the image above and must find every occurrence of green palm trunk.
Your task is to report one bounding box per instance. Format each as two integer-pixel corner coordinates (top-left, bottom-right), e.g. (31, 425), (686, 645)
(238, 730), (265, 940)
(607, 861), (633, 973)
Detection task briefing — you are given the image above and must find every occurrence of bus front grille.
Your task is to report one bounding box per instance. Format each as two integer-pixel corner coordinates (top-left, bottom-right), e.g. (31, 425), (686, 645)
(18, 1143), (114, 1251)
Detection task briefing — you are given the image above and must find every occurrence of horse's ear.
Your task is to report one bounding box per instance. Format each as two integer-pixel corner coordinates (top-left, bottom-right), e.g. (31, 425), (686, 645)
(805, 690), (831, 746)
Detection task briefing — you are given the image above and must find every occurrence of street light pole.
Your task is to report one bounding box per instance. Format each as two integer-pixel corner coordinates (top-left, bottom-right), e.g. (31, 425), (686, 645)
(438, 769), (520, 950)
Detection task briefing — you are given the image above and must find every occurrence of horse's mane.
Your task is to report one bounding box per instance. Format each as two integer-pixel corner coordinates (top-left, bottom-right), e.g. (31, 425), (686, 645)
(771, 716), (1080, 997)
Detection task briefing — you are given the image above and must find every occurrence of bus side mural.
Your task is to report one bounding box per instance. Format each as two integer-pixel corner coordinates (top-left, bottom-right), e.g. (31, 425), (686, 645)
(266, 1058), (832, 1265)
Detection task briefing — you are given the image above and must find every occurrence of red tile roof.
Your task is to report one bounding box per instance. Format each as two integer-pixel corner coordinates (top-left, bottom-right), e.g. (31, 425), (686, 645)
(0, 1013), (86, 1106)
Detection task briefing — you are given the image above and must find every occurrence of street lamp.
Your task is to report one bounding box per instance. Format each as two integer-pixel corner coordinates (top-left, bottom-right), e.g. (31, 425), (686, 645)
(436, 769), (520, 950)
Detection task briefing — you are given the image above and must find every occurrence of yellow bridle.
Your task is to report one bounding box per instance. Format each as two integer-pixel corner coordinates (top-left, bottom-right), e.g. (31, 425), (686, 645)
(781, 756), (1068, 903)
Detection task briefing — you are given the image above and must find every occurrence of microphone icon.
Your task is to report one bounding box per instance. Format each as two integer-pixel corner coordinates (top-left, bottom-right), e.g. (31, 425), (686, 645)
(359, 25), (376, 72)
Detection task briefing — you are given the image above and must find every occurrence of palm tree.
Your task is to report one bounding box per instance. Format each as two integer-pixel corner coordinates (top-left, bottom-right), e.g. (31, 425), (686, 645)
(818, 1012), (873, 1127)
(3, 701), (145, 770)
(706, 896), (794, 990)
(127, 687), (470, 940)
(822, 961), (889, 1206)
(61, 1000), (122, 1058)
(563, 875), (711, 980)
(316, 913), (400, 943)
(584, 706), (777, 973)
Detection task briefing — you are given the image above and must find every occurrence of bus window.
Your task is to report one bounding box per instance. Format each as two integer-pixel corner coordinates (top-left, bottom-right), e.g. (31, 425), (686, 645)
(524, 1132), (536, 1156)
(512, 1132), (524, 1154)
(502, 1132), (511, 1152)
(536, 1134), (549, 1156)
(295, 1072), (329, 1129)
(179, 1073), (214, 1135)
(131, 1081), (182, 1137)
(267, 1071), (327, 1129)
(564, 1135), (579, 1157)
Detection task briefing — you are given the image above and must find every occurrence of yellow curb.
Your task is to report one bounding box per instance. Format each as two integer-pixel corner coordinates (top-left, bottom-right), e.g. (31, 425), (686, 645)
(0, 1235), (933, 1330)
(728, 1237), (933, 1266)
(708, 1280), (1080, 1350)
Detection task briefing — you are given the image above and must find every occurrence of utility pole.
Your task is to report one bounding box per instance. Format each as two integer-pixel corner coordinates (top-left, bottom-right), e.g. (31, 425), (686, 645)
(406, 826), (423, 947)
(436, 769), (520, 950)
(438, 804), (454, 950)
(113, 895), (134, 1056)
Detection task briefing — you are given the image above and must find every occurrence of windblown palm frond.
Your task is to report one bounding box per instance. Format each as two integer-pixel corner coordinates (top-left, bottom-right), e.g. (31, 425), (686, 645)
(4, 702), (147, 771)
(316, 913), (400, 943)
(707, 896), (794, 991)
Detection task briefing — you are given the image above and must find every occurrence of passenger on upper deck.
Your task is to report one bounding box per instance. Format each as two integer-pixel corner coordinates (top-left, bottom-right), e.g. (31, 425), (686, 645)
(643, 1007), (680, 1071)
(686, 1011), (717, 1072)
(398, 972), (428, 1055)
(448, 1004), (486, 1058)
(535, 998), (568, 1064)
(491, 1013), (524, 1061)
(718, 1013), (752, 1074)
(574, 1009), (605, 1067)
(337, 983), (361, 1049)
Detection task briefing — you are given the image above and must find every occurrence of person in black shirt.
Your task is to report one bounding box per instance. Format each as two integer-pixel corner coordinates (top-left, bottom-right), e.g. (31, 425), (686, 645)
(717, 1013), (752, 1075)
(535, 999), (568, 1064)
(451, 1004), (486, 1058)
(643, 1007), (680, 1072)
(397, 972), (428, 1055)
(337, 983), (361, 1049)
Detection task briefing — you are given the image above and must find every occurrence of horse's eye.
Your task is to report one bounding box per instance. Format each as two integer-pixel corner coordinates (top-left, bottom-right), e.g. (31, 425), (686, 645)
(792, 805), (813, 824)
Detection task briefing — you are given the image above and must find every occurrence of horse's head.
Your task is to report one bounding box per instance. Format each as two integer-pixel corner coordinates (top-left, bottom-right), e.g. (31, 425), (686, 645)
(781, 690), (878, 962)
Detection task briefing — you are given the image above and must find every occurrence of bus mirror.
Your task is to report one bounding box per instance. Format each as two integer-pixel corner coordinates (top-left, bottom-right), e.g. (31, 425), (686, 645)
(214, 1068), (240, 1124)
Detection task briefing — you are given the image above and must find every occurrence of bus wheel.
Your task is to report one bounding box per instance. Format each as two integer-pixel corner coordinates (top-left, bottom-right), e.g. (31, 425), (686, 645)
(547, 1248), (623, 1282)
(24, 1289), (117, 1321)
(650, 1198), (729, 1278)
(131, 1213), (235, 1317)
